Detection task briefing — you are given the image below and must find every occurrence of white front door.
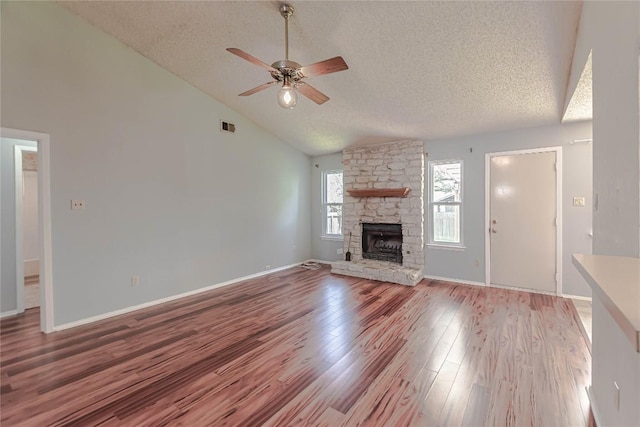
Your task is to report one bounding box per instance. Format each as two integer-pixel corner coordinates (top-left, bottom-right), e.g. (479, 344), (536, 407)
(489, 151), (558, 293)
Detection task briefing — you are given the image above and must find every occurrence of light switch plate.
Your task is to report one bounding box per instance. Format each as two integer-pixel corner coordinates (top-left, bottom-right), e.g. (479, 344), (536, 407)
(573, 196), (586, 207)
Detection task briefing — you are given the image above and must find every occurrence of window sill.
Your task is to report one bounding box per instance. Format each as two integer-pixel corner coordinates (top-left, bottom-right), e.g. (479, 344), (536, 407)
(426, 243), (466, 251)
(321, 235), (344, 241)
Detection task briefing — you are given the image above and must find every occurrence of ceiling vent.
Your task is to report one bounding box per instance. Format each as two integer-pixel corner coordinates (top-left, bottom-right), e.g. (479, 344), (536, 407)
(220, 120), (236, 133)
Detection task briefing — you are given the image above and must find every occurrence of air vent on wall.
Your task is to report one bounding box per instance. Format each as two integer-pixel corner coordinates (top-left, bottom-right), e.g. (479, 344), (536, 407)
(220, 120), (236, 133)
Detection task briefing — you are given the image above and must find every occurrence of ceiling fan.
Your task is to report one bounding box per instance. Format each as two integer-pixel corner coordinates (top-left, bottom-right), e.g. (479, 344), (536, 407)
(227, 3), (349, 109)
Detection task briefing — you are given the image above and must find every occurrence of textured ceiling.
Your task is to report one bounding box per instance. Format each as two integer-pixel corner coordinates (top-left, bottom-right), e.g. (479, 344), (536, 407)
(563, 51), (592, 123)
(59, 1), (583, 156)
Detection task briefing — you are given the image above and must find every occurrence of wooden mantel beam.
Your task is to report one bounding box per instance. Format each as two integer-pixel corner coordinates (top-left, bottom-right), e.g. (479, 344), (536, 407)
(346, 188), (411, 198)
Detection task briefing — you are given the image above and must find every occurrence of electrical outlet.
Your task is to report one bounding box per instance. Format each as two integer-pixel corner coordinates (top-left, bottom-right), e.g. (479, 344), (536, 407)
(71, 199), (85, 210)
(265, 265), (271, 271)
(337, 248), (344, 255)
(131, 275), (139, 286)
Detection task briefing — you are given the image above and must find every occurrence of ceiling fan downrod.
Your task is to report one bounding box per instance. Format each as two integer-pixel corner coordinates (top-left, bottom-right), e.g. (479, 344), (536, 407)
(280, 4), (294, 61)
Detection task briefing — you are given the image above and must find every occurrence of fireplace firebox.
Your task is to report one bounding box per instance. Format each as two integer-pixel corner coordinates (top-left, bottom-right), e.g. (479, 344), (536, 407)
(361, 223), (402, 264)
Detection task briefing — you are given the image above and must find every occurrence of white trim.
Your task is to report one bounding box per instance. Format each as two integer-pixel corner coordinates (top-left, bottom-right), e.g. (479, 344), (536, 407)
(54, 262), (303, 332)
(425, 244), (466, 251)
(556, 148), (563, 296)
(2, 127), (54, 333)
(423, 274), (572, 297)
(320, 235), (344, 241)
(1, 310), (19, 319)
(24, 259), (40, 276)
(563, 294), (593, 301)
(484, 146), (563, 296)
(321, 169), (343, 237)
(586, 386), (603, 427)
(484, 153), (491, 287)
(488, 282), (557, 296)
(423, 275), (485, 287)
(427, 159), (464, 246)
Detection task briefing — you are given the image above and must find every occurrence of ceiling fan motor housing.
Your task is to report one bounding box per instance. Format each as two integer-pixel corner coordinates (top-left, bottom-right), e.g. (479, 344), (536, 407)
(270, 60), (304, 83)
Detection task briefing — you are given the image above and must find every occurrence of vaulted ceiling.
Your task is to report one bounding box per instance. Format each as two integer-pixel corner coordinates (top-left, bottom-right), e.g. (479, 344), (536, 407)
(59, 1), (584, 156)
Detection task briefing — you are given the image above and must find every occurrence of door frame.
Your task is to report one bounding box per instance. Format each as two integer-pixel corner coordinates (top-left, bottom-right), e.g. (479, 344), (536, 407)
(14, 144), (37, 315)
(2, 127), (54, 333)
(484, 146), (563, 296)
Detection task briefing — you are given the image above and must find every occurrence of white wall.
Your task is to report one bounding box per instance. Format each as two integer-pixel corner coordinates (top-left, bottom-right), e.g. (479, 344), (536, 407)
(569, 2), (640, 425)
(22, 171), (39, 263)
(1, 138), (37, 313)
(571, 1), (640, 257)
(310, 153), (344, 261)
(424, 121), (593, 297)
(0, 2), (311, 325)
(591, 297), (640, 426)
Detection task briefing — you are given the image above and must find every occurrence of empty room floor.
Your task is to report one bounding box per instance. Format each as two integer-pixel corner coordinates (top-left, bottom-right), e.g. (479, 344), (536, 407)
(0, 265), (592, 426)
(24, 275), (40, 310)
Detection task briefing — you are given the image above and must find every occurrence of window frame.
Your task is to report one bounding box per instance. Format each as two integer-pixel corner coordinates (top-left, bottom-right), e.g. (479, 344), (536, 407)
(428, 159), (464, 247)
(321, 169), (344, 240)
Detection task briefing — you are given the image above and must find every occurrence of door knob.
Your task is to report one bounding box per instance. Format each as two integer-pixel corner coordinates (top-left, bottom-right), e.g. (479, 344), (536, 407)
(492, 220), (497, 224)
(491, 228), (497, 233)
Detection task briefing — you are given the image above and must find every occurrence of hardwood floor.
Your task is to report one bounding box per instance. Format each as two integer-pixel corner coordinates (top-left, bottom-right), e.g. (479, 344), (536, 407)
(572, 299), (593, 345)
(1, 265), (592, 426)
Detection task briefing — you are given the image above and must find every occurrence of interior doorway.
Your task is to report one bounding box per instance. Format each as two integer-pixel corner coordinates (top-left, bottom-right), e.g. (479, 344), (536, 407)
(485, 147), (562, 295)
(16, 145), (40, 311)
(1, 128), (54, 333)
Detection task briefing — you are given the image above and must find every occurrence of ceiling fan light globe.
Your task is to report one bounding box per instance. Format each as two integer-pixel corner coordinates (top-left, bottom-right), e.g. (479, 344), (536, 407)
(277, 86), (298, 109)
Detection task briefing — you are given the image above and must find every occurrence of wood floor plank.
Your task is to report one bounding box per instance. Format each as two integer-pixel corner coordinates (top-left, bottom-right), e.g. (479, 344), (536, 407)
(422, 359), (461, 422)
(462, 383), (492, 427)
(0, 265), (592, 426)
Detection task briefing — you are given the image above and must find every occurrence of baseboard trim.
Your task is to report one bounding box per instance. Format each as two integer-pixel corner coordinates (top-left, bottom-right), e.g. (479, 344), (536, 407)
(586, 386), (603, 427)
(24, 258), (39, 277)
(423, 275), (485, 287)
(54, 262), (303, 332)
(424, 275), (578, 298)
(487, 282), (557, 296)
(563, 294), (592, 301)
(1, 310), (19, 319)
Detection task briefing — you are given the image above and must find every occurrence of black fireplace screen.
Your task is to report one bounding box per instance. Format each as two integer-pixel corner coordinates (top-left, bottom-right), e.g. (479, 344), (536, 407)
(361, 223), (402, 264)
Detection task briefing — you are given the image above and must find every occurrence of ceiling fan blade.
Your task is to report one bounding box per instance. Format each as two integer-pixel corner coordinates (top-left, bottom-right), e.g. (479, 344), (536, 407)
(299, 56), (348, 78)
(227, 48), (277, 72)
(297, 82), (330, 105)
(238, 81), (277, 96)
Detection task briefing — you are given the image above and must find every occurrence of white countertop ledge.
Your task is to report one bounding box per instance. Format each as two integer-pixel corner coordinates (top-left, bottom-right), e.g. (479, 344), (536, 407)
(572, 254), (640, 353)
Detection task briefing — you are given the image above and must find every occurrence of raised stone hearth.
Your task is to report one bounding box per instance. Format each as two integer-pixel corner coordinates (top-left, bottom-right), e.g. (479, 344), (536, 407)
(331, 259), (423, 287)
(331, 140), (424, 286)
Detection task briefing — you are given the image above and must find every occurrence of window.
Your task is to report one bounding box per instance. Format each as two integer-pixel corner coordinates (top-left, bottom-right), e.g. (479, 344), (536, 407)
(429, 160), (462, 245)
(322, 170), (343, 238)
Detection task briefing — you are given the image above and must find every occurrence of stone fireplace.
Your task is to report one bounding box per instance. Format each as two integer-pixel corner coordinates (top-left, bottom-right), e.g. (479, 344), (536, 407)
(331, 140), (424, 286)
